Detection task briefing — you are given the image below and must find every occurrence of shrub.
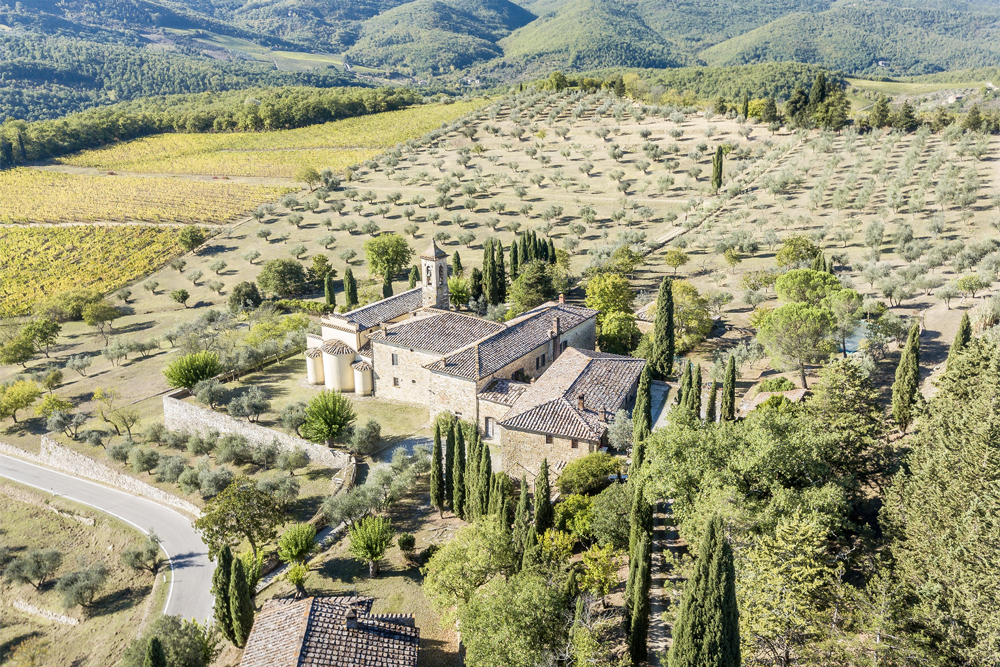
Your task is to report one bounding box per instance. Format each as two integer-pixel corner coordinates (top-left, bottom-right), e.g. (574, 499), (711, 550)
(178, 226), (206, 252)
(216, 434), (252, 465)
(278, 523), (317, 564)
(198, 467), (234, 498)
(186, 435), (214, 456)
(347, 418), (382, 455)
(155, 456), (189, 483)
(142, 422), (168, 445)
(118, 615), (220, 667)
(108, 438), (136, 463)
(758, 376), (796, 392)
(163, 352), (222, 389)
(128, 446), (159, 475)
(256, 474), (300, 508)
(557, 452), (621, 496)
(301, 390), (357, 446)
(589, 482), (632, 550)
(398, 533), (416, 553)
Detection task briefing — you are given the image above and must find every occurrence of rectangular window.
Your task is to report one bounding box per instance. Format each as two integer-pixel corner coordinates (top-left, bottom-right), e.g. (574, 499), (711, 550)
(485, 417), (495, 438)
(571, 439), (579, 449)
(561, 341), (568, 352)
(541, 353), (546, 366)
(393, 377), (400, 387)
(391, 353), (399, 366)
(545, 435), (553, 444)
(535, 357), (540, 369)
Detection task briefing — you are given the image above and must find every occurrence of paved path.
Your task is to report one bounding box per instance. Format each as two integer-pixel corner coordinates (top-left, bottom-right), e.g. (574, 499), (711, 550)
(0, 454), (214, 622)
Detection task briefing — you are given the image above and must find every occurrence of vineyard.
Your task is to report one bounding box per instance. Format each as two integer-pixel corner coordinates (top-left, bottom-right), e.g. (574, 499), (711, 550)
(0, 169), (294, 224)
(55, 101), (486, 178)
(0, 226), (181, 316)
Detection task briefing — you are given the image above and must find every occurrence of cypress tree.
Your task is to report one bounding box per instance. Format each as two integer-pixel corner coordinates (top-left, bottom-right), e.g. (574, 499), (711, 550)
(510, 242), (520, 280)
(143, 637), (168, 667)
(721, 355), (737, 421)
(452, 250), (463, 277)
(711, 146), (724, 192)
(633, 365), (652, 443)
(230, 557), (255, 648)
(892, 323), (921, 433)
(650, 277), (675, 380)
(669, 515), (740, 667)
(469, 267), (483, 302)
(521, 526), (541, 570)
(445, 421), (456, 508)
(409, 264), (419, 289)
(678, 361), (692, 408)
(430, 422), (445, 517)
(453, 425), (466, 519)
(212, 545), (236, 644)
(628, 532), (652, 664)
(811, 253), (822, 271)
(547, 238), (557, 264)
(691, 364), (702, 417)
(479, 443), (492, 518)
(520, 233), (530, 263)
(632, 438), (647, 472)
(466, 429), (481, 520)
(512, 476), (531, 558)
(625, 479), (649, 627)
(809, 72), (827, 108)
(534, 459), (553, 534)
(382, 275), (393, 299)
(948, 312), (972, 365)
(706, 380), (718, 423)
(324, 273), (336, 308)
(344, 267), (358, 308)
(486, 242), (500, 305)
(496, 241), (507, 302)
(740, 93), (749, 120)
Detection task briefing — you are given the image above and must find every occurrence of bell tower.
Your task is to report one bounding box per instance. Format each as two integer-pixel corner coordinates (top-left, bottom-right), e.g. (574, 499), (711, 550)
(420, 240), (450, 309)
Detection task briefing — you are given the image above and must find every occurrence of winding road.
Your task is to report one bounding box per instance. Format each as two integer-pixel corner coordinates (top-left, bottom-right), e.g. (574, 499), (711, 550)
(0, 454), (214, 622)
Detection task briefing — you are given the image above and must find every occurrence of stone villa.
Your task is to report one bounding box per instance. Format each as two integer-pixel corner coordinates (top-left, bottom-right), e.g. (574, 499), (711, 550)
(305, 240), (645, 479)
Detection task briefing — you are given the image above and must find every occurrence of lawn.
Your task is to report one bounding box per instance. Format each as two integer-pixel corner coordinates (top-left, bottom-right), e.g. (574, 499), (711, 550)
(0, 480), (167, 666)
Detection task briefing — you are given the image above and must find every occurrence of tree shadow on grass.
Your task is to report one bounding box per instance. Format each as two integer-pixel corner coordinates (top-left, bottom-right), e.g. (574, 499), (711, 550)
(419, 637), (460, 667)
(88, 583), (152, 618)
(316, 554), (366, 587)
(116, 320), (156, 336)
(293, 494), (325, 521)
(0, 632), (44, 660)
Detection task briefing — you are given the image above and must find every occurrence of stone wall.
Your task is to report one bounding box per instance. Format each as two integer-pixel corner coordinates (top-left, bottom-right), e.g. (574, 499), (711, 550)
(372, 343), (435, 405)
(478, 399), (511, 442)
(0, 438), (201, 517)
(498, 427), (599, 480)
(428, 372), (480, 423)
(163, 391), (350, 470)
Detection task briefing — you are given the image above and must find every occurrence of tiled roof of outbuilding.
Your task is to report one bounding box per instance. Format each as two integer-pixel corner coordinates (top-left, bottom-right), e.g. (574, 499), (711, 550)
(240, 596), (418, 667)
(478, 378), (531, 406)
(499, 348), (645, 441)
(369, 312), (505, 355)
(426, 302), (597, 380)
(321, 340), (354, 355)
(306, 347), (324, 358)
(322, 288), (423, 331)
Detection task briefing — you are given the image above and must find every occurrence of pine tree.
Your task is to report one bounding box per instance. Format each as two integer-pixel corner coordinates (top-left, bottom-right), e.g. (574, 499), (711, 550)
(650, 277), (675, 380)
(409, 264), (419, 289)
(230, 557), (255, 648)
(324, 274), (336, 308)
(633, 365), (653, 444)
(382, 275), (393, 299)
(628, 532), (652, 664)
(706, 380), (718, 423)
(948, 312), (972, 365)
(445, 421), (456, 508)
(212, 546), (236, 644)
(344, 267), (358, 308)
(721, 355), (737, 421)
(668, 515), (740, 667)
(430, 422), (445, 517)
(534, 459), (553, 534)
(143, 637), (168, 667)
(496, 241), (507, 302)
(510, 242), (520, 280)
(512, 476), (531, 558)
(711, 146), (724, 192)
(452, 250), (463, 278)
(892, 323), (921, 433)
(453, 425), (466, 519)
(479, 442), (492, 518)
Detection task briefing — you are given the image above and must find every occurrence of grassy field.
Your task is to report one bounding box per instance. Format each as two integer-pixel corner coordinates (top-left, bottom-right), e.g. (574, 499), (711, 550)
(55, 102), (487, 178)
(0, 226), (181, 317)
(847, 77), (990, 96)
(0, 480), (167, 666)
(164, 29), (346, 73)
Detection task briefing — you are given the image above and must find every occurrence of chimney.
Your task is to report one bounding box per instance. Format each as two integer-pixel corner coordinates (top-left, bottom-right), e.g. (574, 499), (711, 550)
(558, 293), (565, 304)
(551, 316), (562, 359)
(345, 609), (358, 630)
(600, 409), (608, 423)
(577, 394), (585, 411)
(381, 324), (388, 337)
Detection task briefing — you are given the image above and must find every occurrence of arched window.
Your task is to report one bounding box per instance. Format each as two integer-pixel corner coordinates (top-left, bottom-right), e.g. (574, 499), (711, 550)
(425, 264), (432, 286)
(438, 265), (444, 285)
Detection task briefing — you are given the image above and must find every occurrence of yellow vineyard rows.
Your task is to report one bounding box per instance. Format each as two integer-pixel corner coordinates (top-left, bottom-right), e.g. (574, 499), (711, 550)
(56, 100), (486, 178)
(0, 169), (293, 224)
(0, 226), (181, 316)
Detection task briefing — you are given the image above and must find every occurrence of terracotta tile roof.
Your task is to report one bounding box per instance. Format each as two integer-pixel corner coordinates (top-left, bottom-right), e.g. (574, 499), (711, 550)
(306, 347), (323, 358)
(241, 596), (418, 667)
(352, 360), (372, 371)
(478, 379), (531, 406)
(321, 340), (354, 355)
(426, 302), (598, 380)
(499, 348), (645, 441)
(358, 340), (372, 357)
(322, 288), (423, 331)
(370, 312), (505, 355)
(420, 240), (448, 260)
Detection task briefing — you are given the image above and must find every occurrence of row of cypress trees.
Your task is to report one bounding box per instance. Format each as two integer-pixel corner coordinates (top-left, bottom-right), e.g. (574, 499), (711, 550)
(211, 545), (256, 649)
(481, 239), (508, 306)
(510, 229), (557, 281)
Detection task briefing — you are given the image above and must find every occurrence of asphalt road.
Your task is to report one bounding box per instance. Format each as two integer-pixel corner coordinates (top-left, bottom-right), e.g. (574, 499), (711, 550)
(0, 454), (214, 622)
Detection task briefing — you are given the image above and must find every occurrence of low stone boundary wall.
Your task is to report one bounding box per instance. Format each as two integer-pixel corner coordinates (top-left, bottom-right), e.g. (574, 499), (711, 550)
(163, 390), (350, 470)
(13, 599), (79, 626)
(0, 437), (200, 517)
